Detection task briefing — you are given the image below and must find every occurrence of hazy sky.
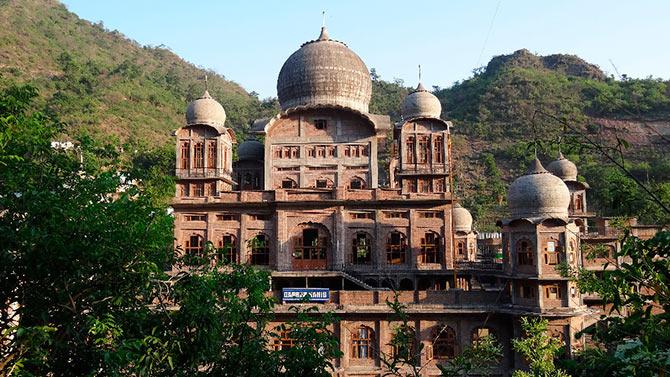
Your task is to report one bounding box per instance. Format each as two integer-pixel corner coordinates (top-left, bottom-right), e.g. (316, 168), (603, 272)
(61, 0), (670, 99)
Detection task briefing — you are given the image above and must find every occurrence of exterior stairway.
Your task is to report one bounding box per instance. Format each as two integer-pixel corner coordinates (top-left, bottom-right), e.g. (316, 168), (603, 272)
(339, 270), (390, 291)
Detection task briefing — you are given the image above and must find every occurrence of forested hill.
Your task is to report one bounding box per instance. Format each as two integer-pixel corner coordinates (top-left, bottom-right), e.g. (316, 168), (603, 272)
(0, 0), (276, 146)
(1, 0), (668, 227)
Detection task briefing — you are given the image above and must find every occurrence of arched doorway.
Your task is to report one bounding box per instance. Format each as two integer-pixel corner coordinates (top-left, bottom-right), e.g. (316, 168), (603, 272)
(291, 223), (331, 270)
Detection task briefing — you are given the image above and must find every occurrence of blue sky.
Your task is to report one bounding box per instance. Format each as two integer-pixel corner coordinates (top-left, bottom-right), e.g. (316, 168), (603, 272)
(61, 0), (670, 99)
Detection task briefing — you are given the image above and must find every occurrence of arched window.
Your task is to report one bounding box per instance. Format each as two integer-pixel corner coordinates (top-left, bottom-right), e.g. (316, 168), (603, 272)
(471, 327), (495, 345)
(248, 234), (269, 265)
(218, 233), (238, 264)
(349, 177), (366, 190)
(351, 325), (375, 359)
(185, 234), (204, 256)
(352, 232), (372, 264)
(281, 178), (297, 189)
(421, 232), (441, 263)
(516, 239), (533, 265)
(293, 228), (327, 261)
(273, 330), (295, 351)
(433, 326), (456, 359)
(386, 231), (408, 265)
(315, 177), (334, 189)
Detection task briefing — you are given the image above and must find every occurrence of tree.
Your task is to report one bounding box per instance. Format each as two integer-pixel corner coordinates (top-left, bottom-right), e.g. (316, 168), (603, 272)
(511, 317), (570, 377)
(560, 231), (670, 377)
(437, 335), (502, 377)
(381, 293), (502, 377)
(0, 85), (340, 376)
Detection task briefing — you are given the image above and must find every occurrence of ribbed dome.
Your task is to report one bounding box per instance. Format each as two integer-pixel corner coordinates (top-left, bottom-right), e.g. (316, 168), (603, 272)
(277, 27), (372, 113)
(508, 158), (571, 219)
(453, 203), (473, 233)
(186, 90), (226, 128)
(401, 83), (442, 120)
(547, 152), (578, 181)
(237, 140), (264, 161)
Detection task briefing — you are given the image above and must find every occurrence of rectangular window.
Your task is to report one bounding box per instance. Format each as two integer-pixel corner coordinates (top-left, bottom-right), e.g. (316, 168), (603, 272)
(216, 213), (239, 221)
(180, 141), (190, 170)
(407, 179), (417, 193)
(193, 142), (205, 169)
(418, 136), (429, 163)
(545, 285), (561, 299)
(181, 183), (189, 197)
(316, 179), (328, 188)
(328, 146), (337, 157)
(419, 178), (431, 193)
(314, 119), (327, 130)
(207, 141), (217, 169)
(519, 284), (535, 298)
(406, 136), (416, 164)
(274, 148), (282, 159)
(307, 147), (316, 158)
(350, 212), (374, 220)
(184, 214), (206, 221)
(435, 178), (446, 192)
(316, 146), (326, 158)
(250, 214), (270, 221)
(419, 211), (443, 219)
(384, 211), (409, 219)
(291, 147), (299, 159)
(193, 182), (205, 197)
(434, 136), (444, 163)
(344, 146), (351, 157)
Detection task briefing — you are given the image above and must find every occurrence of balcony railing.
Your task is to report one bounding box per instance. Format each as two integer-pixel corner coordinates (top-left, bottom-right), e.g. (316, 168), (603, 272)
(454, 260), (504, 271)
(176, 168), (230, 179)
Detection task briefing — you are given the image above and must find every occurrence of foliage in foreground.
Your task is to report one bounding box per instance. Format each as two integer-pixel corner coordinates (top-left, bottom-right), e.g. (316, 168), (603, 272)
(512, 317), (570, 377)
(562, 231), (670, 377)
(0, 85), (340, 376)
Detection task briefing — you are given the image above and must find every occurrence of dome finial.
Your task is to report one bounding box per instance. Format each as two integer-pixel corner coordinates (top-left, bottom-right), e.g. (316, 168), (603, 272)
(418, 64), (422, 83)
(318, 11), (330, 40)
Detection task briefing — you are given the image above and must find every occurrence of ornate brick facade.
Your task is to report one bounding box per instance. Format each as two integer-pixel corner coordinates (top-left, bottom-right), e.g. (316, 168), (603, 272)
(171, 27), (593, 376)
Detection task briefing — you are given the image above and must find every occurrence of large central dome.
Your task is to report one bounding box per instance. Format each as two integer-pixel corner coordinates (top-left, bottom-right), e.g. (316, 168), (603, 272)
(277, 27), (372, 113)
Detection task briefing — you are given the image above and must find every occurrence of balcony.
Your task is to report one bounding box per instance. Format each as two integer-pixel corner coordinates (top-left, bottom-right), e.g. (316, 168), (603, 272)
(454, 260), (504, 271)
(176, 168), (231, 179)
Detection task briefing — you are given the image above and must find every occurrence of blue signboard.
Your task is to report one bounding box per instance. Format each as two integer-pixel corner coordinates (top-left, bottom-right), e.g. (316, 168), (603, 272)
(282, 288), (330, 303)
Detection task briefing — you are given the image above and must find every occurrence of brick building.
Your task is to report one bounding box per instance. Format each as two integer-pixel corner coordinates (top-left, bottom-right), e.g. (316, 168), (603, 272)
(171, 26), (591, 376)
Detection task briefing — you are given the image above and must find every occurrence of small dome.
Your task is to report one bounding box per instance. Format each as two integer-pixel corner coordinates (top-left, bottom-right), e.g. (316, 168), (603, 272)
(508, 158), (571, 219)
(401, 83), (442, 120)
(186, 90), (226, 128)
(547, 152), (578, 181)
(277, 27), (372, 113)
(237, 140), (264, 161)
(453, 203), (473, 233)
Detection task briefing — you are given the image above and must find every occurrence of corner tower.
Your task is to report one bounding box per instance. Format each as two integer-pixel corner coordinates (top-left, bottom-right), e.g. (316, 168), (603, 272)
(174, 90), (235, 197)
(393, 82), (452, 193)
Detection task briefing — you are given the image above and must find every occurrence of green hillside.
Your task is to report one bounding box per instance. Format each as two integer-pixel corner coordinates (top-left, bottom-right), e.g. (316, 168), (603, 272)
(1, 0), (668, 228)
(0, 0), (276, 146)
